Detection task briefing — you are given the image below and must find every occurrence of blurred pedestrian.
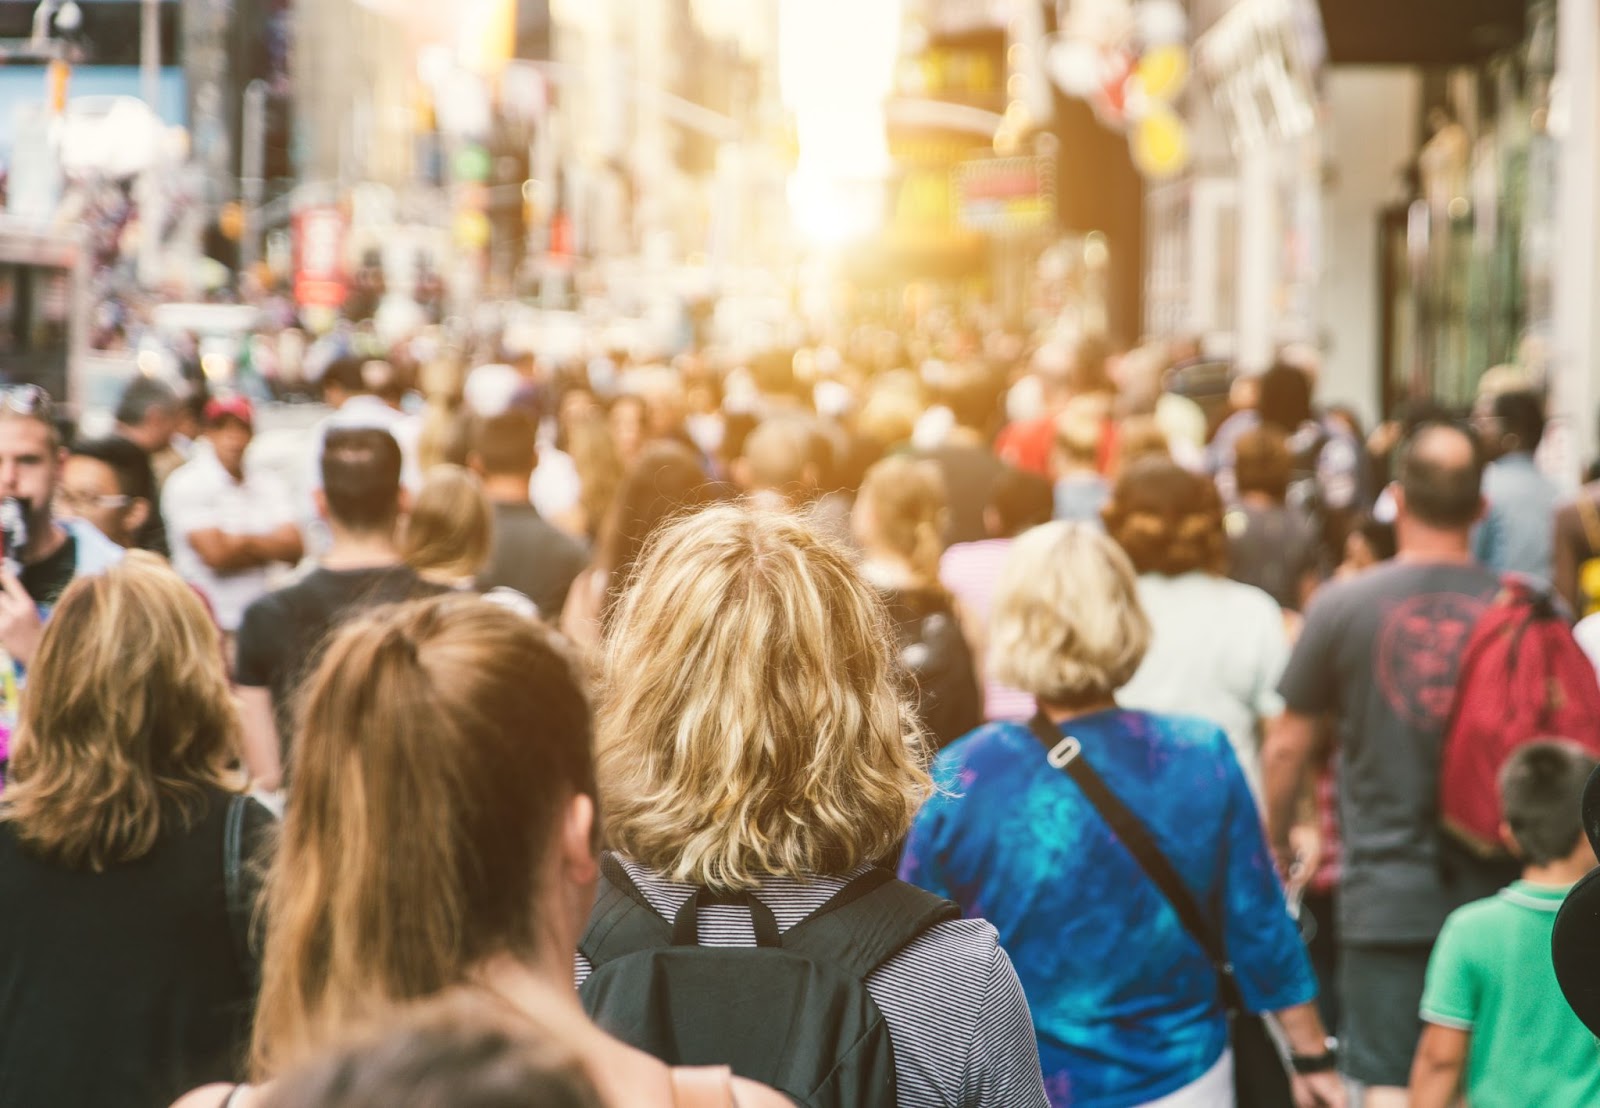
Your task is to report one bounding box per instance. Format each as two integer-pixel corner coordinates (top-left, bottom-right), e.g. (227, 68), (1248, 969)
(1265, 423), (1505, 1107)
(1107, 457), (1291, 799)
(0, 555), (274, 1108)
(181, 595), (787, 1108)
(59, 437), (157, 551)
(854, 456), (981, 750)
(902, 522), (1338, 1107)
(163, 398), (303, 640)
(586, 506), (1049, 1107)
(400, 465), (493, 590)
(234, 429), (445, 790)
(560, 442), (716, 653)
(1472, 389), (1560, 583)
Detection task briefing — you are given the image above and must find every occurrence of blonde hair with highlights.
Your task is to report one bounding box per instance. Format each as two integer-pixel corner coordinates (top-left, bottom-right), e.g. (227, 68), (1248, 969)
(401, 465), (493, 583)
(2, 552), (239, 871)
(597, 505), (929, 891)
(857, 455), (949, 588)
(990, 522), (1151, 707)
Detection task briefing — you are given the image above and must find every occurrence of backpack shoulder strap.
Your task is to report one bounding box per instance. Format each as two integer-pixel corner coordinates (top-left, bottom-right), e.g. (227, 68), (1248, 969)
(779, 868), (961, 980)
(1026, 713), (1247, 1012)
(579, 854), (674, 968)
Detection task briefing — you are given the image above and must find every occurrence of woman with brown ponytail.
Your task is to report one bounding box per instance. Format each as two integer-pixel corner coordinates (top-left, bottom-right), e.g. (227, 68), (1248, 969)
(1104, 457), (1291, 804)
(853, 456), (981, 751)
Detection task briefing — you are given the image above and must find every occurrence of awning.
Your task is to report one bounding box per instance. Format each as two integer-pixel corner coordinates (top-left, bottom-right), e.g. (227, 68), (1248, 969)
(1317, 0), (1525, 66)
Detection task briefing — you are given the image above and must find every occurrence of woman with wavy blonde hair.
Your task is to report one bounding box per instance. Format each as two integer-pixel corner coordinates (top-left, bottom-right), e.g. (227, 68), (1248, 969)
(0, 553), (275, 1108)
(178, 593), (787, 1108)
(580, 504), (1048, 1108)
(900, 522), (1338, 1108)
(1103, 456), (1290, 799)
(852, 455), (981, 749)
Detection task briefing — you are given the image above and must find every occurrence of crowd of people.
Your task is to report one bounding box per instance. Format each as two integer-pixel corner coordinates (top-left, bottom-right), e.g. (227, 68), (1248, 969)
(0, 323), (1598, 1108)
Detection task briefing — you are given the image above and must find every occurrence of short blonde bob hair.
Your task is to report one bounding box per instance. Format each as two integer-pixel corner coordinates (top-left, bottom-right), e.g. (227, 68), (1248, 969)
(3, 552), (239, 871)
(401, 464), (493, 583)
(597, 504), (930, 891)
(990, 522), (1151, 707)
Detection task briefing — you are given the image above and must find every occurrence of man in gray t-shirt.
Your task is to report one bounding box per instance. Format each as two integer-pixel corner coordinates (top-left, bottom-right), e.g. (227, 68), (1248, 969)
(1264, 422), (1507, 1105)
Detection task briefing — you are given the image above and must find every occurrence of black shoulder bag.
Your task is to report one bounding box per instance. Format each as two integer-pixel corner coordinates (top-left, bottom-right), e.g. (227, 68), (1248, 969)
(1027, 713), (1295, 1108)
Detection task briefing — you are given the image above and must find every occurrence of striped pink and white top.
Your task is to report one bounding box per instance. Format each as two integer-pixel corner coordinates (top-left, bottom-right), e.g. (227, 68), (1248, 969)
(939, 538), (1035, 723)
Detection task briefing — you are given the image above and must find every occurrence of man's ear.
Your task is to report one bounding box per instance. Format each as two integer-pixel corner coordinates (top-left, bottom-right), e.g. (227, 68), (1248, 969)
(312, 487), (331, 523)
(123, 496), (151, 536)
(466, 452), (486, 478)
(1499, 820), (1524, 859)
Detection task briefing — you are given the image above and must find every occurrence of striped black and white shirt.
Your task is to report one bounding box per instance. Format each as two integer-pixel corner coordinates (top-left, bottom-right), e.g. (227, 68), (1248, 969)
(574, 855), (1050, 1108)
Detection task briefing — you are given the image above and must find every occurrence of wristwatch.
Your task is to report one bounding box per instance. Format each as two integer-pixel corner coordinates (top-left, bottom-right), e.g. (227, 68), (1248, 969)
(1290, 1037), (1339, 1075)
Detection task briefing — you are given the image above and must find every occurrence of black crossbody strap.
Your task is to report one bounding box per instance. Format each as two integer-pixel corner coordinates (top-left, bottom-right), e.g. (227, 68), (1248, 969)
(1027, 712), (1246, 1012)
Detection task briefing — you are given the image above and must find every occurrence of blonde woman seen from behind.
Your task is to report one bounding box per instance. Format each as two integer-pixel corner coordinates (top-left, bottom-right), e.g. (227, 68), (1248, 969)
(0, 553), (275, 1108)
(582, 505), (1049, 1108)
(900, 523), (1340, 1108)
(173, 594), (787, 1108)
(399, 464), (493, 589)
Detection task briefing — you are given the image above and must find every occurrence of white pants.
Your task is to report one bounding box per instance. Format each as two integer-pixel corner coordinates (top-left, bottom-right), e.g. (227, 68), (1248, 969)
(1138, 1049), (1235, 1108)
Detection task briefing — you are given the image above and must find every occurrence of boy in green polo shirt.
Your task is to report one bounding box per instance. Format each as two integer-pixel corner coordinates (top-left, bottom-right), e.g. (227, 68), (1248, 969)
(1411, 741), (1600, 1108)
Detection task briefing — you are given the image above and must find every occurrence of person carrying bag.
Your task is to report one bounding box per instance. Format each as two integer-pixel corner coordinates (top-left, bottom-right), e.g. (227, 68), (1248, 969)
(1029, 713), (1332, 1108)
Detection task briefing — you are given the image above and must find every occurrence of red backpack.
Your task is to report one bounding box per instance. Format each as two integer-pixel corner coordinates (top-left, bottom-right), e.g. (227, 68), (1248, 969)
(1439, 578), (1600, 855)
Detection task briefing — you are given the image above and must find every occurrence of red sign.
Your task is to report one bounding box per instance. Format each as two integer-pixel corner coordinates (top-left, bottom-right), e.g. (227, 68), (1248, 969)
(293, 207), (347, 309)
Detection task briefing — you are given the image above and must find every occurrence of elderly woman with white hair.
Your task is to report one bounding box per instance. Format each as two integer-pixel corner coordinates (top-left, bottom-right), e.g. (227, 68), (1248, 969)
(900, 522), (1342, 1108)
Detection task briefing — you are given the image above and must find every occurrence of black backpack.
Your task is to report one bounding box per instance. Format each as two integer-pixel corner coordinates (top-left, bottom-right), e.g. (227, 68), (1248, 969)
(578, 855), (960, 1108)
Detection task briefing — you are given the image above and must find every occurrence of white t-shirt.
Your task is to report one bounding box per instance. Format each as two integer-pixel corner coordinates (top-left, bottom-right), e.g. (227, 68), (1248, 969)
(1575, 614), (1600, 677)
(163, 443), (298, 632)
(1116, 572), (1289, 802)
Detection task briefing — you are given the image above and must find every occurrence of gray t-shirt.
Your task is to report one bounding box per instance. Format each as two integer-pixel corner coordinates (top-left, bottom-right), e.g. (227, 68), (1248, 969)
(1278, 559), (1499, 943)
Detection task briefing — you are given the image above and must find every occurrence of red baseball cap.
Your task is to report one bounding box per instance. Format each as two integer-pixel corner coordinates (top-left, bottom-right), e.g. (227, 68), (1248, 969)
(203, 396), (255, 429)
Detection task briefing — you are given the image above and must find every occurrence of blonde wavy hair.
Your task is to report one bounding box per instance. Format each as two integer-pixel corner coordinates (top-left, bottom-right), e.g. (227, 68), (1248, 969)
(596, 505), (929, 891)
(990, 522), (1151, 707)
(856, 455), (949, 589)
(400, 464), (493, 583)
(251, 595), (596, 1077)
(2, 552), (239, 871)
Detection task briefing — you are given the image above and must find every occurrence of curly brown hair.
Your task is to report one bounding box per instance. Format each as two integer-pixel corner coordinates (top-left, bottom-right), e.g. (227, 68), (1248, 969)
(1102, 456), (1228, 577)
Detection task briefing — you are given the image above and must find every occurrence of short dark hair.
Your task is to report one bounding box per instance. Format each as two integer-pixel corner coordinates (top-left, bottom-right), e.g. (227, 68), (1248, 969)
(1233, 426), (1292, 501)
(1258, 362), (1313, 433)
(989, 466), (1053, 537)
(113, 377), (179, 428)
(1397, 422), (1484, 529)
(1493, 389), (1547, 453)
(321, 428), (403, 533)
(469, 411), (537, 478)
(1500, 741), (1598, 865)
(322, 355), (370, 397)
(70, 436), (155, 502)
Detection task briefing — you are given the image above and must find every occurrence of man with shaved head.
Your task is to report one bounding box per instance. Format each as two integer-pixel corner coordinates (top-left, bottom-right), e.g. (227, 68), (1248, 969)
(1262, 421), (1502, 1106)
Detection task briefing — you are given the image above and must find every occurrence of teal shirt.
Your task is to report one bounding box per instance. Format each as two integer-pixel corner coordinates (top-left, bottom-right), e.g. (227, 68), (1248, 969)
(1420, 881), (1600, 1107)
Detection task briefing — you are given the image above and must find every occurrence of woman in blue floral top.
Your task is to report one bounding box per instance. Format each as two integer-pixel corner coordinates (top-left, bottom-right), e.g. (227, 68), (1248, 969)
(901, 522), (1341, 1108)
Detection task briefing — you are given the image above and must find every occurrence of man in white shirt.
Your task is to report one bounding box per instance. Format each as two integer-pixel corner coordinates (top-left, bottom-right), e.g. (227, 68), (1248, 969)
(163, 397), (303, 635)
